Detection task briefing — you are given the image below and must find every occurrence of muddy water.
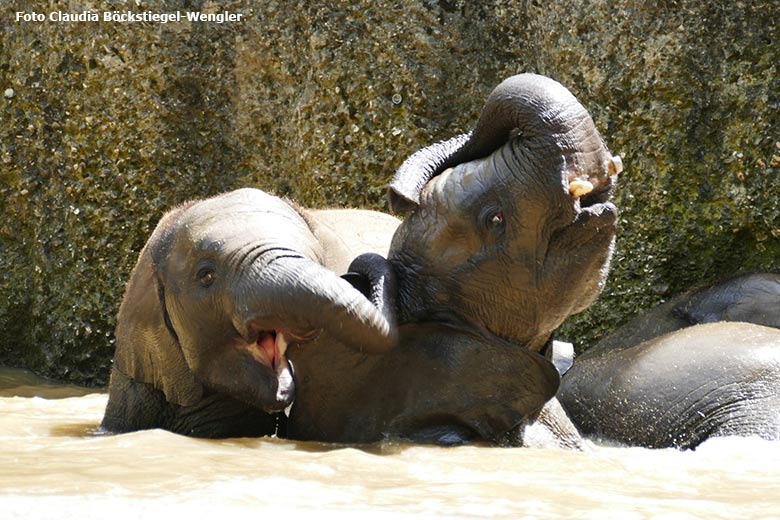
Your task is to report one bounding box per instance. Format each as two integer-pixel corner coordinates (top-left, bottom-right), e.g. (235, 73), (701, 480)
(2, 368), (779, 519)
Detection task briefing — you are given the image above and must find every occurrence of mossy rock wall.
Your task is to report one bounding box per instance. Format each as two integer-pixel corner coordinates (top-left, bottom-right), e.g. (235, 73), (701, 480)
(1, 0), (778, 385)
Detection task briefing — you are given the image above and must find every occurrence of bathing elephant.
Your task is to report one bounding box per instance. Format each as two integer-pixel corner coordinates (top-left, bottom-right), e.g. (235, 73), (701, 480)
(558, 272), (780, 449)
(559, 322), (780, 449)
(286, 73), (622, 447)
(100, 188), (400, 437)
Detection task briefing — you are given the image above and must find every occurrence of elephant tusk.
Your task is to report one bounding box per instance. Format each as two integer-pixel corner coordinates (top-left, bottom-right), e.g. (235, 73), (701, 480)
(608, 155), (623, 176)
(275, 332), (289, 370)
(569, 179), (594, 198)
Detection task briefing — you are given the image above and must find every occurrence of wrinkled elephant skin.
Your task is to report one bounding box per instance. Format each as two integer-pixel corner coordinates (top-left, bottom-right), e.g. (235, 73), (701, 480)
(288, 74), (621, 447)
(101, 188), (399, 437)
(559, 322), (780, 449)
(559, 272), (780, 449)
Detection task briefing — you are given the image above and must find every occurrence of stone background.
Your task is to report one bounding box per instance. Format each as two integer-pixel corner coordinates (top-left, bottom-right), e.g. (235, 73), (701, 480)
(1, 0), (778, 385)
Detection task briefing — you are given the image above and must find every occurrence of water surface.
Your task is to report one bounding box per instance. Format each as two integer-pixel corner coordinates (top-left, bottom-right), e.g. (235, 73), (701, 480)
(2, 367), (779, 519)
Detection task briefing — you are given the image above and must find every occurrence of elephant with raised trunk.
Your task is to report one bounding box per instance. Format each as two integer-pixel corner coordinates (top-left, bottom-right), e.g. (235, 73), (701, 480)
(287, 73), (622, 447)
(100, 188), (400, 437)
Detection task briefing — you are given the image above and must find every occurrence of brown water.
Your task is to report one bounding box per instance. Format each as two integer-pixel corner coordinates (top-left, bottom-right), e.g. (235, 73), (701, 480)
(2, 367), (779, 519)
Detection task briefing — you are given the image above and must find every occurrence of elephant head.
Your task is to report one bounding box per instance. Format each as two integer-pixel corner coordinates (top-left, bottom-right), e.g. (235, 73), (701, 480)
(285, 74), (618, 446)
(110, 188), (397, 415)
(388, 73), (621, 350)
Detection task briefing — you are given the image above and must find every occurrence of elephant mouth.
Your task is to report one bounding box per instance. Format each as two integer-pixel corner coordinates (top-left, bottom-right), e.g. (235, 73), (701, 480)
(251, 328), (321, 371)
(567, 154), (622, 209)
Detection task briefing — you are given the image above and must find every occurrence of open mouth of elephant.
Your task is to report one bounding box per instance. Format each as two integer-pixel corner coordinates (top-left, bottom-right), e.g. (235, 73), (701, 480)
(567, 154), (622, 209)
(251, 328), (321, 372)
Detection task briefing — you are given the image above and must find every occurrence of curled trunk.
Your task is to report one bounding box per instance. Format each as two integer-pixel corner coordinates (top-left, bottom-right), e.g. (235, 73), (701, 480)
(388, 73), (610, 212)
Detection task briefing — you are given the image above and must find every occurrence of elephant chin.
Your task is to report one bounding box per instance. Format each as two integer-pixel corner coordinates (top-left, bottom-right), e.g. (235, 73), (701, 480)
(547, 200), (618, 329)
(195, 326), (309, 412)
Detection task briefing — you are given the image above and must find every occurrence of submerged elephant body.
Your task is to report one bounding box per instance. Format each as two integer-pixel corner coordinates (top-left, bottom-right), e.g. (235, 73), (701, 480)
(288, 73), (621, 447)
(559, 322), (780, 449)
(101, 188), (399, 437)
(559, 273), (780, 449)
(288, 323), (564, 446)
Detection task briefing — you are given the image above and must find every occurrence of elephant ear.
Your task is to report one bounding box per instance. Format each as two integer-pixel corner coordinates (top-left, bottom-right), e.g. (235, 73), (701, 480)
(111, 203), (204, 407)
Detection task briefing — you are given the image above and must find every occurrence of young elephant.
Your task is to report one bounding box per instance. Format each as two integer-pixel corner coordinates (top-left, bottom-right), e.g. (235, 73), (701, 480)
(101, 188), (399, 437)
(287, 73), (622, 447)
(558, 272), (780, 449)
(559, 322), (780, 449)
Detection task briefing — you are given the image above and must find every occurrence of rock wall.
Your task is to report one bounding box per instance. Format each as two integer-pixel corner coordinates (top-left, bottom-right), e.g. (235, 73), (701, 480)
(1, 0), (778, 384)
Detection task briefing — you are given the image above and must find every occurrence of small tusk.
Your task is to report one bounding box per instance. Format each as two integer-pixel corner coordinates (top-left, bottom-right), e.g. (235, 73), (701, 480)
(569, 179), (594, 198)
(608, 155), (623, 175)
(276, 331), (289, 359)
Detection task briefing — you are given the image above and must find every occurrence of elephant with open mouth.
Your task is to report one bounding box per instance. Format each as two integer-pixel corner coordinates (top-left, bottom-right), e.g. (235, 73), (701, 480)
(286, 73), (622, 447)
(100, 188), (400, 437)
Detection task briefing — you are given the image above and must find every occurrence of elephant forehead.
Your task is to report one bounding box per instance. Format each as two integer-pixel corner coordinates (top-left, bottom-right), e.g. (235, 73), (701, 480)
(175, 203), (315, 254)
(182, 210), (299, 238)
(186, 190), (301, 223)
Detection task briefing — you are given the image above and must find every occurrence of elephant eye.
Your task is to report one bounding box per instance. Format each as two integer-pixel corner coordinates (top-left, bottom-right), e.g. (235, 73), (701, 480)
(197, 266), (216, 287)
(479, 205), (505, 234)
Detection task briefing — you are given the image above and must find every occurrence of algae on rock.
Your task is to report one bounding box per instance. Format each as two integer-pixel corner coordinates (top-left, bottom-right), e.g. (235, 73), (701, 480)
(1, 0), (778, 384)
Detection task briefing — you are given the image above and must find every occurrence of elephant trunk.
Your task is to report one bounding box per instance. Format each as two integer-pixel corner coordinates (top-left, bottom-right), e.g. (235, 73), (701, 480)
(388, 73), (614, 212)
(233, 255), (398, 355)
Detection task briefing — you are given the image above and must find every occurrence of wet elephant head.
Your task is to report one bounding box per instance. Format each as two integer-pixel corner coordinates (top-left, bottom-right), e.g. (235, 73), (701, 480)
(110, 188), (397, 416)
(388, 73), (621, 350)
